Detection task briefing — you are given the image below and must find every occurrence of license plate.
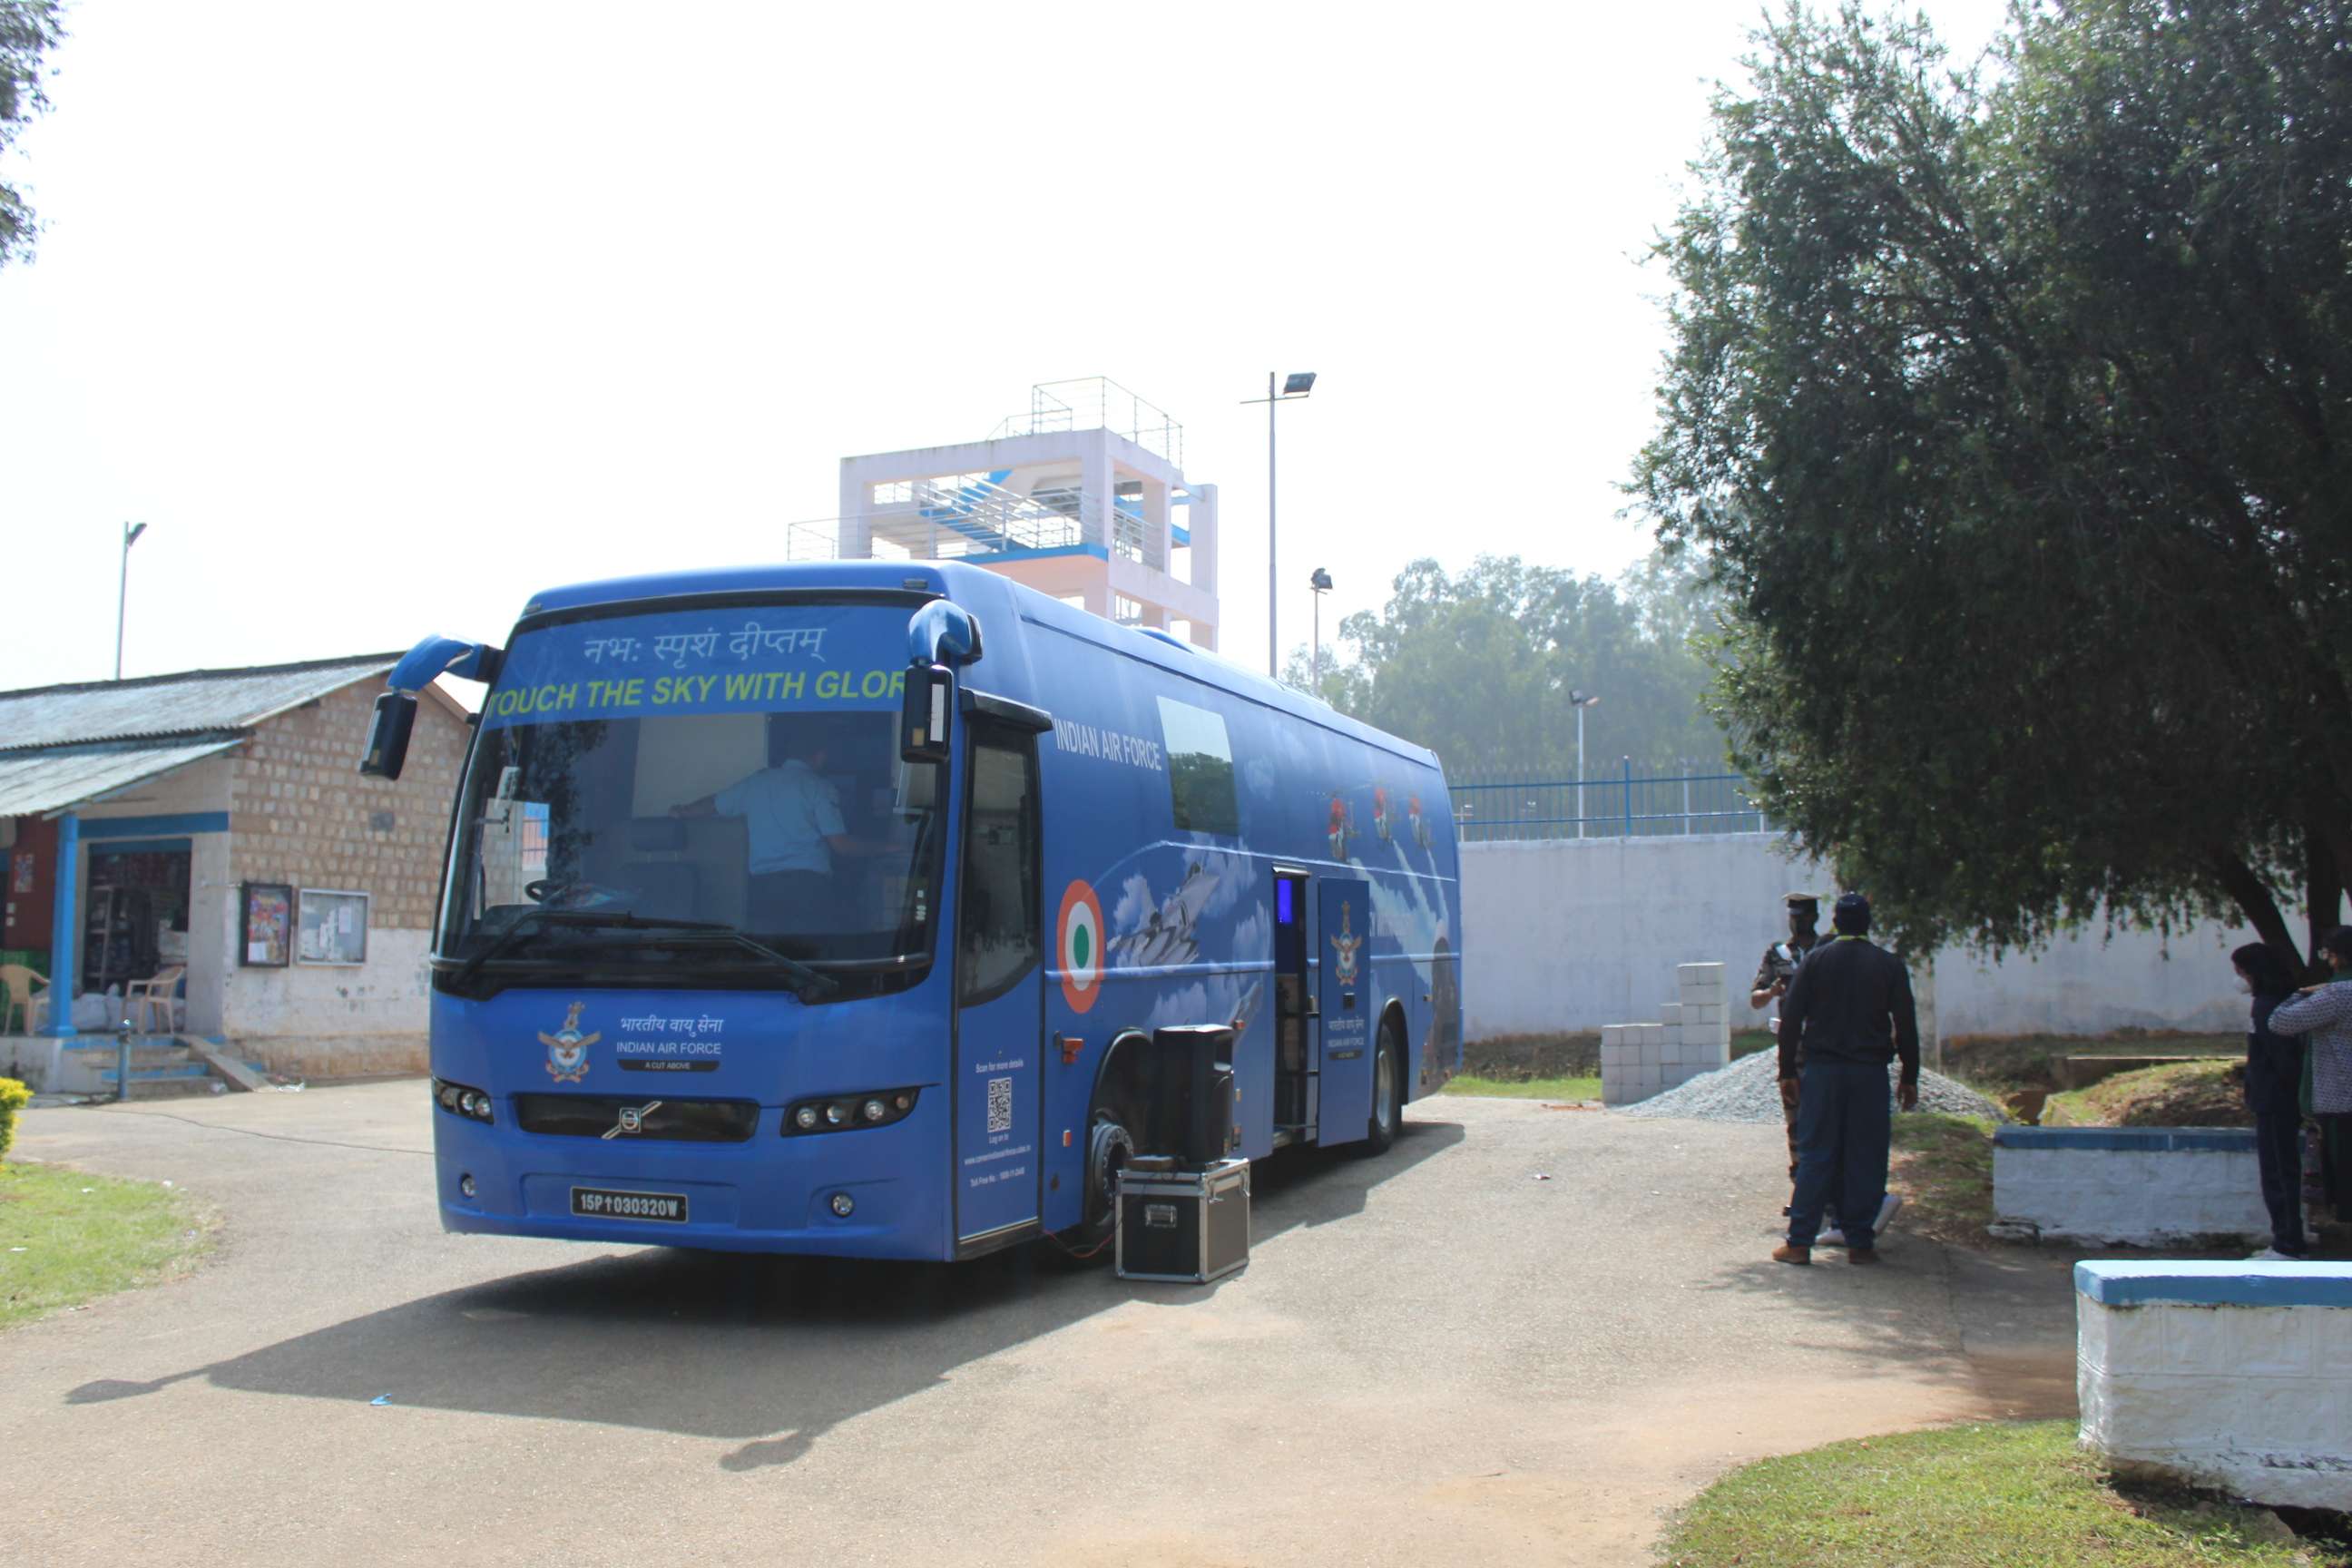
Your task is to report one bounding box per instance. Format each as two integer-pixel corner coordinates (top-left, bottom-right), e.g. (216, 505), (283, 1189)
(570, 1186), (687, 1223)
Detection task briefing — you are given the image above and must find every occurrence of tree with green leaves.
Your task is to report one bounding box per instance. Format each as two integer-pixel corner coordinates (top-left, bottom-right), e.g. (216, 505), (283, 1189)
(0, 0), (64, 268)
(1284, 552), (1726, 779)
(1636, 0), (2351, 967)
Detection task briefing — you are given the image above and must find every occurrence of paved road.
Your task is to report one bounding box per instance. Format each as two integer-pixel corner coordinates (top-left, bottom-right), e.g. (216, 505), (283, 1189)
(3, 1085), (2075, 1566)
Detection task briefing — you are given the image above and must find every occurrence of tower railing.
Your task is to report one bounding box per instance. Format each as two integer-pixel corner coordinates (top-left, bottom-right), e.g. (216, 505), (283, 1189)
(985, 377), (1184, 466)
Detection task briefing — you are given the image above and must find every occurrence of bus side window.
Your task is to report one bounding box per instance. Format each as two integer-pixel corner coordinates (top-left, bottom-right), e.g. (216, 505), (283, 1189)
(957, 731), (1040, 1004)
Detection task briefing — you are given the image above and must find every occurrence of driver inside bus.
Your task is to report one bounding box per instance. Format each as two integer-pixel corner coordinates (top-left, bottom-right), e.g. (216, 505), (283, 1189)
(671, 726), (876, 933)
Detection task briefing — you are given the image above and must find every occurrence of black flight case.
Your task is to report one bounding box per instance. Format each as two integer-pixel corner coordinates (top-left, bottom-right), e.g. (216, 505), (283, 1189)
(1115, 1156), (1251, 1284)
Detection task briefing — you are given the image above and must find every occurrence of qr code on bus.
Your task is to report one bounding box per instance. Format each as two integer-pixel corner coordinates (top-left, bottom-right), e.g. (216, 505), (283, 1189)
(986, 1076), (1013, 1134)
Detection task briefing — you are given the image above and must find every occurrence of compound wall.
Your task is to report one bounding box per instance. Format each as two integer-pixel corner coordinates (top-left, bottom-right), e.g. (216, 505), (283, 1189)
(1460, 835), (2285, 1043)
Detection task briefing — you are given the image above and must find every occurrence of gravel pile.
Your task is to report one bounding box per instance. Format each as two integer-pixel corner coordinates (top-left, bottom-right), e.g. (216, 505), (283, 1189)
(1615, 1045), (2005, 1123)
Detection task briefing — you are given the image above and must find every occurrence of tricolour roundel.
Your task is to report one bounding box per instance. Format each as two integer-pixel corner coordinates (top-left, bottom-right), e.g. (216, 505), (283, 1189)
(1057, 879), (1104, 1014)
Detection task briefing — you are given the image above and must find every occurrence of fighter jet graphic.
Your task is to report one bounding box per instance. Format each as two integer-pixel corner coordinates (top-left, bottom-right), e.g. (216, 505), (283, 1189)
(1106, 860), (1223, 969)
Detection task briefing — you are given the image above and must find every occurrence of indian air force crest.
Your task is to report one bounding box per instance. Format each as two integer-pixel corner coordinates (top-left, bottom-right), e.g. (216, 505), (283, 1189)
(539, 1000), (600, 1083)
(1329, 900), (1364, 988)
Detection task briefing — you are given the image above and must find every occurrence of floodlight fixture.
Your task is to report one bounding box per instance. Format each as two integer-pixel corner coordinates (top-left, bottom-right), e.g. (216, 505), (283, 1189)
(1282, 372), (1318, 397)
(1309, 567), (1333, 592)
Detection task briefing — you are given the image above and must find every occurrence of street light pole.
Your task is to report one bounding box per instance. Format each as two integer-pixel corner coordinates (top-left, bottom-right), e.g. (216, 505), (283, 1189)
(1267, 371), (1277, 678)
(1576, 705), (1585, 838)
(115, 521), (148, 681)
(1571, 689), (1601, 839)
(1308, 567), (1333, 695)
(1243, 373), (1317, 678)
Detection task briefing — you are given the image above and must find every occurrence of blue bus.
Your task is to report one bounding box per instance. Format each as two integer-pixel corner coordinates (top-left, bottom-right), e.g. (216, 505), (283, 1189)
(360, 560), (1462, 1259)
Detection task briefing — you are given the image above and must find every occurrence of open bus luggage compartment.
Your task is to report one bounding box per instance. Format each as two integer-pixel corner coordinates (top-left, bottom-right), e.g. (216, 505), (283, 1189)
(1115, 1157), (1250, 1284)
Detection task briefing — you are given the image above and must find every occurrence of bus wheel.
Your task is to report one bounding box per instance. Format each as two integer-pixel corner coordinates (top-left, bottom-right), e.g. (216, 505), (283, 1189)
(1081, 1105), (1137, 1250)
(1362, 1022), (1404, 1156)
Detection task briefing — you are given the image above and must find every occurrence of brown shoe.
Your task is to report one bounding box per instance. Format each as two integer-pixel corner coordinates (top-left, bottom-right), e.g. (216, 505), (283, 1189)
(1848, 1247), (1883, 1265)
(1772, 1244), (1811, 1266)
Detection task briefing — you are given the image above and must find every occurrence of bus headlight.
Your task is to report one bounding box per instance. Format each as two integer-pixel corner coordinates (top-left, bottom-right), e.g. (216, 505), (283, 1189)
(782, 1088), (921, 1136)
(432, 1078), (494, 1124)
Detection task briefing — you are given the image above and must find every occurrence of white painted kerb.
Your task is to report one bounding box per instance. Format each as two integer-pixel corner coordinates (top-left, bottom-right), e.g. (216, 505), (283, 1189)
(1993, 1127), (2269, 1246)
(2076, 1261), (2352, 1511)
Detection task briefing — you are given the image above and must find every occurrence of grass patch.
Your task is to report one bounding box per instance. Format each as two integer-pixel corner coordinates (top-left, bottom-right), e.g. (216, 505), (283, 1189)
(0, 1161), (214, 1330)
(1889, 1112), (1996, 1249)
(1661, 1419), (2337, 1567)
(1732, 1026), (1776, 1060)
(2042, 1060), (2249, 1129)
(1942, 1032), (2243, 1101)
(1462, 1032), (1598, 1080)
(1444, 1073), (1602, 1101)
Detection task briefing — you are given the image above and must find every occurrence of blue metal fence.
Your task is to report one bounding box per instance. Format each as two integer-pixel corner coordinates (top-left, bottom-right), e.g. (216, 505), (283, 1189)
(1449, 764), (1768, 842)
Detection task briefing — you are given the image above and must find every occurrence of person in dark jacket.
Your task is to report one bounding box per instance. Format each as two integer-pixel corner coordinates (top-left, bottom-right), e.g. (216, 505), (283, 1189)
(2232, 941), (2307, 1260)
(2269, 923), (2352, 1225)
(1772, 892), (1920, 1266)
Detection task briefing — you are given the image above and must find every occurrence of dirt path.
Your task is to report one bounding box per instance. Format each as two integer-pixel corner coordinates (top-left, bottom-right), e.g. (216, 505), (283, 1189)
(2, 1087), (2077, 1566)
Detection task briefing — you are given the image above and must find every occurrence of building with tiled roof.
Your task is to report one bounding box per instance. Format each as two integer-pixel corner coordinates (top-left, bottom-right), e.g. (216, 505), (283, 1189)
(0, 655), (468, 1092)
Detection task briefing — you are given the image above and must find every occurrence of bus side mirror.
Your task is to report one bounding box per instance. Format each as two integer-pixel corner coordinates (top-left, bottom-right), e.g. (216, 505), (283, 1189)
(902, 662), (952, 763)
(359, 691), (419, 780)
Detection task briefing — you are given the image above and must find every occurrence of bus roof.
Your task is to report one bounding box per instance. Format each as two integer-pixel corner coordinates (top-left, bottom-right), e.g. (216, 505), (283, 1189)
(515, 560), (1443, 774)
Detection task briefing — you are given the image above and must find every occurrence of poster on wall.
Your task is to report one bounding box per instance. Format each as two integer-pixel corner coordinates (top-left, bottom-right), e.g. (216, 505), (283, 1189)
(10, 852), (33, 895)
(240, 883), (292, 967)
(298, 888), (369, 966)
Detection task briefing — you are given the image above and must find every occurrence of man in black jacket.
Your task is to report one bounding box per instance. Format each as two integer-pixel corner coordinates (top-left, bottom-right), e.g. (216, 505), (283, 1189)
(1771, 892), (1920, 1266)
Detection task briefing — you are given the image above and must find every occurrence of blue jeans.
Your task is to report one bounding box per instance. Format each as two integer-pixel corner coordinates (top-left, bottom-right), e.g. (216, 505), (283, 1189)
(1788, 1060), (1891, 1250)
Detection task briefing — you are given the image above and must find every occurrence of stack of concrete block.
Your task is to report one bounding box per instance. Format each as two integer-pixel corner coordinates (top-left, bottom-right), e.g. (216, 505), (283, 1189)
(1602, 962), (1736, 1105)
(1675, 963), (1731, 1071)
(1599, 1023), (1659, 1104)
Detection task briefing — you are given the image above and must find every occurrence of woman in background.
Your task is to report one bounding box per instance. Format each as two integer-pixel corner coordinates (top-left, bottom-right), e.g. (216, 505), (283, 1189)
(2233, 941), (2306, 1259)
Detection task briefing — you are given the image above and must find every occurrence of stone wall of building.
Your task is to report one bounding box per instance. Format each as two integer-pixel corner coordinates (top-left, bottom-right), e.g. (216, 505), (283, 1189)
(221, 681), (469, 1065)
(227, 681), (469, 929)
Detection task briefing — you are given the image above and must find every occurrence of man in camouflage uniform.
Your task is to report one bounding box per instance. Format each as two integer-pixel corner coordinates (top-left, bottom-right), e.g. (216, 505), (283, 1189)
(1751, 892), (1838, 1239)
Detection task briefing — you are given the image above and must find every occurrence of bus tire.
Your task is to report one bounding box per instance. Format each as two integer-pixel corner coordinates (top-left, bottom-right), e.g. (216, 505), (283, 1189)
(1078, 1098), (1139, 1254)
(1361, 1021), (1404, 1156)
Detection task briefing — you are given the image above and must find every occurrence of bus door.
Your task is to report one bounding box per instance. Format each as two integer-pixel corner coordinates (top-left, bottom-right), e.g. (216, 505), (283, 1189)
(1317, 877), (1375, 1142)
(1271, 867), (1315, 1141)
(950, 720), (1044, 1255)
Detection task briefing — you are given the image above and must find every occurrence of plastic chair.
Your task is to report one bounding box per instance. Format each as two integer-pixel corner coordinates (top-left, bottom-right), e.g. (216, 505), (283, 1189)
(123, 965), (185, 1034)
(0, 964), (49, 1034)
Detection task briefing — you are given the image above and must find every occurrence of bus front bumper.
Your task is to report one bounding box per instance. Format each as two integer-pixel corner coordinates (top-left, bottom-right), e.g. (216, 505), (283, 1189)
(430, 1102), (954, 1261)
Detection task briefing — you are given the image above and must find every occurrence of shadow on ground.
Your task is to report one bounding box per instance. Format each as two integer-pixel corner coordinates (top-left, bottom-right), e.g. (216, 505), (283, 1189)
(1697, 1228), (2084, 1422)
(64, 1119), (1464, 1468)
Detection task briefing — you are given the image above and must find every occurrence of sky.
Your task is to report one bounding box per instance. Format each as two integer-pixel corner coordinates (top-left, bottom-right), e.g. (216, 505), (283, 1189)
(0, 0), (2014, 692)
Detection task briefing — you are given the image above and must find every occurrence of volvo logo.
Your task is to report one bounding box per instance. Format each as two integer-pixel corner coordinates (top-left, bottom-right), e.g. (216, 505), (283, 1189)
(602, 1101), (663, 1139)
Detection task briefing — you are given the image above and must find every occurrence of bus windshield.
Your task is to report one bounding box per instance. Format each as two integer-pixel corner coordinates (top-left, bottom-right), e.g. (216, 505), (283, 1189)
(436, 603), (943, 992)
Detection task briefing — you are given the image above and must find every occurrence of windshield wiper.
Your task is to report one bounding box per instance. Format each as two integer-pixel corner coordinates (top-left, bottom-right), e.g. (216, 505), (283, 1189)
(626, 929), (840, 1002)
(442, 908), (654, 995)
(445, 910), (837, 1001)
